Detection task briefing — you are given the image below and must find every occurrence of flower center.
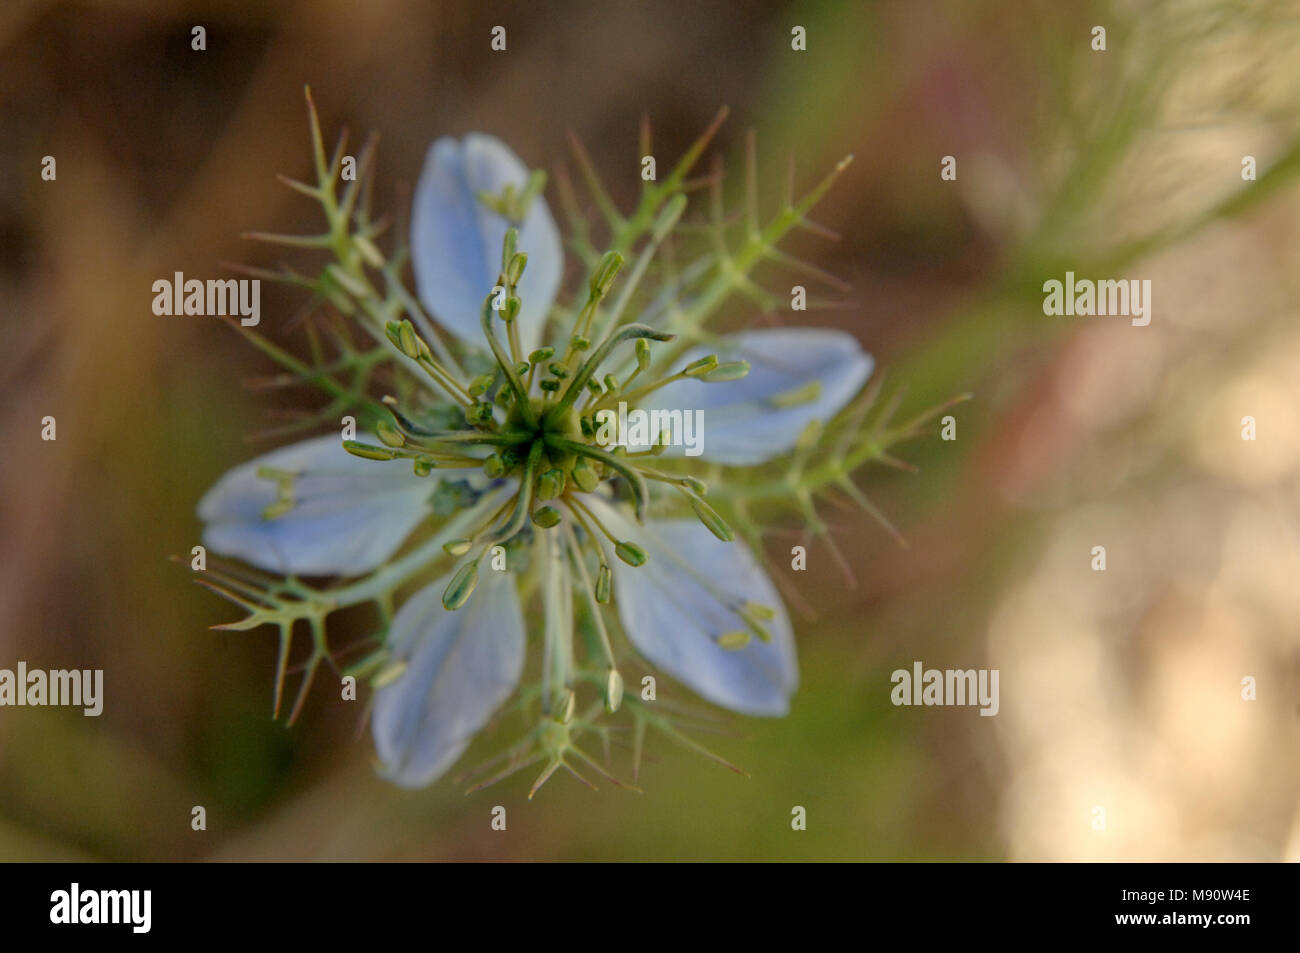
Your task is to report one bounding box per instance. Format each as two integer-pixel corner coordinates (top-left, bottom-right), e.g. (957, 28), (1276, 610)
(337, 223), (750, 612)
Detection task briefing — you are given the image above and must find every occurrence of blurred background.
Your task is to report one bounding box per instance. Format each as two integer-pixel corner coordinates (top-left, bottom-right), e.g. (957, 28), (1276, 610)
(3, 0), (1300, 861)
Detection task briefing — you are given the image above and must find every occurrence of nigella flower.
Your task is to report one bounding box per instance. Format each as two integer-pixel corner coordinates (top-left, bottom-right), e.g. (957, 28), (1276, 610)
(195, 94), (945, 796)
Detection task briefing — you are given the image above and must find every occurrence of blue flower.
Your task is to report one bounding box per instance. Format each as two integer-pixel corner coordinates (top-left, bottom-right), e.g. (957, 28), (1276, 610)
(198, 129), (873, 790)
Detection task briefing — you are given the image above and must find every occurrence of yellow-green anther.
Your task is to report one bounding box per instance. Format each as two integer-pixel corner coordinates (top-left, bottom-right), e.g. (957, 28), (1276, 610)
(547, 362), (569, 379)
(769, 379), (823, 408)
(256, 465), (296, 520)
(690, 496), (734, 541)
(500, 227), (518, 271)
(531, 505), (561, 528)
(371, 659), (409, 689)
(615, 540), (647, 567)
(794, 418), (823, 451)
(595, 563), (612, 604)
(443, 539), (472, 557)
(680, 476), (707, 494)
(468, 373), (497, 398)
(683, 354), (719, 377)
(255, 465), (295, 482)
(572, 457), (599, 492)
(483, 454), (506, 479)
(701, 360), (749, 382)
(735, 603), (775, 643)
(343, 440), (400, 460)
(376, 420), (406, 448)
(504, 295), (521, 322)
(603, 373), (620, 393)
(744, 618), (773, 644)
(442, 559), (480, 611)
(397, 320), (422, 360)
(717, 631), (750, 651)
(558, 688), (577, 724)
(605, 668), (624, 714)
(354, 234), (386, 269)
(529, 347), (555, 364)
(569, 335), (591, 351)
(536, 468), (566, 501)
(506, 251), (528, 285)
(585, 379), (604, 397)
(652, 192), (688, 241)
(635, 337), (652, 372)
(261, 498), (294, 520)
(413, 456), (435, 477)
(325, 262), (369, 298)
(477, 187), (508, 216)
(590, 251), (625, 296)
(539, 378), (561, 392)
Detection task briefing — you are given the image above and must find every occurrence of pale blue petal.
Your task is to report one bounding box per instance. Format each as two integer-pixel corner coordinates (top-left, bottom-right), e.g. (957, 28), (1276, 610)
(197, 435), (433, 577)
(371, 567), (526, 787)
(410, 133), (562, 355)
(643, 328), (872, 466)
(587, 498), (797, 716)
